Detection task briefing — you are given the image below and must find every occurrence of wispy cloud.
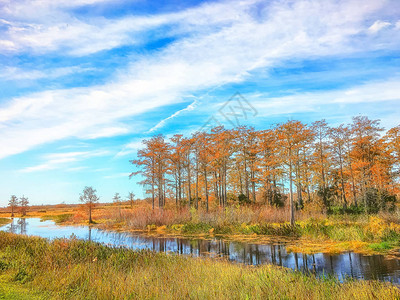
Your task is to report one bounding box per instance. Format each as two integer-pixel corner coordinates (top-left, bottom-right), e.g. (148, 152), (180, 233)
(368, 20), (391, 34)
(1, 0), (400, 161)
(19, 150), (109, 173)
(0, 66), (95, 81)
(115, 140), (145, 158)
(148, 99), (198, 133)
(251, 78), (400, 127)
(103, 172), (131, 179)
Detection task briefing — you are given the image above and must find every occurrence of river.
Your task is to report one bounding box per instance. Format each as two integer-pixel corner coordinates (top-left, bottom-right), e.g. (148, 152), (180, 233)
(1, 218), (400, 284)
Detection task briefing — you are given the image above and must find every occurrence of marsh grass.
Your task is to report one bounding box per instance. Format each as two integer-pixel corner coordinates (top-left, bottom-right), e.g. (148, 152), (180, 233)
(40, 214), (73, 224)
(0, 218), (11, 226)
(0, 232), (399, 300)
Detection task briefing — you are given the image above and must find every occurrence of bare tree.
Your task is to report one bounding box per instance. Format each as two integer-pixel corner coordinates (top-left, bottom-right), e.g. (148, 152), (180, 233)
(79, 186), (99, 224)
(113, 192), (122, 219)
(8, 195), (18, 217)
(127, 192), (135, 208)
(19, 195), (29, 217)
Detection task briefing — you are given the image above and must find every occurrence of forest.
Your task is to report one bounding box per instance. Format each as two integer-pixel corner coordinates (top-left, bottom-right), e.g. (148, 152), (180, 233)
(131, 116), (400, 222)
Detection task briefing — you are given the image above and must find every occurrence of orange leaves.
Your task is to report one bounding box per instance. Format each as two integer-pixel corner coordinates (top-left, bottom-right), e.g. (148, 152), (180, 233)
(130, 117), (399, 212)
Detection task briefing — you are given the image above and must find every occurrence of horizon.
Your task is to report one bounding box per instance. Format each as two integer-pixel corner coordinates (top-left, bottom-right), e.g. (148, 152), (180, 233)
(1, 0), (400, 206)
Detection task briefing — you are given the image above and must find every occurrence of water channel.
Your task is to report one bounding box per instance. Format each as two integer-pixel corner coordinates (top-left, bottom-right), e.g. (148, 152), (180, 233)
(1, 218), (400, 284)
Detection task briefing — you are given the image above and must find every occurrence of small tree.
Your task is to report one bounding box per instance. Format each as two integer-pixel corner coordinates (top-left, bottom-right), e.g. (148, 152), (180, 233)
(19, 196), (29, 217)
(8, 195), (18, 217)
(113, 192), (122, 219)
(127, 192), (135, 208)
(79, 186), (99, 224)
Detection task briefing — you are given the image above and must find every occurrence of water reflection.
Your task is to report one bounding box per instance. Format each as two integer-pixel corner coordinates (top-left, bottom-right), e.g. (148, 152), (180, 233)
(1, 218), (400, 284)
(6, 218), (27, 235)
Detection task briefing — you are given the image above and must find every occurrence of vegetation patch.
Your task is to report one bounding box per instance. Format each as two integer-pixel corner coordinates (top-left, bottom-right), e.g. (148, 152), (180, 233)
(0, 218), (11, 226)
(40, 213), (73, 224)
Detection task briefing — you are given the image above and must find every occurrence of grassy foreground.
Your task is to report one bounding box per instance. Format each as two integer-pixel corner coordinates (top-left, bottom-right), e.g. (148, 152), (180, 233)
(0, 232), (399, 299)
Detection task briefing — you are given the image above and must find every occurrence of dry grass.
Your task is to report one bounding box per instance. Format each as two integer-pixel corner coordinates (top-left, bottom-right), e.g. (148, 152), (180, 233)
(0, 232), (398, 300)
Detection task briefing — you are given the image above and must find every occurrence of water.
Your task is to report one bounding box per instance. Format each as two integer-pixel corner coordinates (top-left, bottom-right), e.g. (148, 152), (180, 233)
(1, 218), (400, 284)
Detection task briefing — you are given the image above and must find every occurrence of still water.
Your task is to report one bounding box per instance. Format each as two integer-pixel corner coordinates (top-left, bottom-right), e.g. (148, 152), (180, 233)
(1, 218), (400, 284)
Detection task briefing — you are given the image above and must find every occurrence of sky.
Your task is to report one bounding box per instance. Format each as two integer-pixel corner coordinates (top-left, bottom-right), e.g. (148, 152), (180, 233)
(0, 0), (399, 205)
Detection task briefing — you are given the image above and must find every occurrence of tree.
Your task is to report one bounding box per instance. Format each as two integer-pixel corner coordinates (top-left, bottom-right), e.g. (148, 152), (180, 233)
(311, 120), (331, 209)
(131, 135), (170, 209)
(127, 192), (135, 208)
(169, 135), (185, 206)
(130, 116), (399, 215)
(79, 186), (99, 224)
(8, 195), (18, 217)
(113, 192), (122, 219)
(19, 195), (29, 217)
(329, 125), (349, 209)
(277, 120), (307, 225)
(196, 131), (212, 211)
(350, 116), (383, 211)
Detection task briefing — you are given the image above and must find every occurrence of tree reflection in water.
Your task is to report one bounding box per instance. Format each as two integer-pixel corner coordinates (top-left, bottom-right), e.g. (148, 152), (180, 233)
(1, 218), (400, 284)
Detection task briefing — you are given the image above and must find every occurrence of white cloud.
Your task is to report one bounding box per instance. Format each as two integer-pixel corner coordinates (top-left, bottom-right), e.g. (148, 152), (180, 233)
(368, 20), (391, 34)
(1, 0), (399, 159)
(103, 172), (131, 179)
(19, 150), (110, 173)
(0, 66), (94, 81)
(252, 78), (400, 118)
(115, 140), (145, 158)
(148, 99), (198, 133)
(83, 127), (130, 139)
(66, 166), (89, 172)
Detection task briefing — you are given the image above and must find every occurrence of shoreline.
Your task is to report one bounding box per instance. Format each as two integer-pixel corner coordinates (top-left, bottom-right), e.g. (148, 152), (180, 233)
(3, 214), (399, 257)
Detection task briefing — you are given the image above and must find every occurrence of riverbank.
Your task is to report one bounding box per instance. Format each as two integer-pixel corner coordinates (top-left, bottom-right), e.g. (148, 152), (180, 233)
(3, 203), (400, 256)
(0, 218), (11, 226)
(57, 207), (400, 256)
(0, 232), (398, 299)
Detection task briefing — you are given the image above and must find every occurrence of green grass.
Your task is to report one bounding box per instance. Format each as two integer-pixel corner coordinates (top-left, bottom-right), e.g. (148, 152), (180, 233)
(0, 218), (11, 226)
(40, 214), (72, 224)
(0, 232), (399, 299)
(165, 215), (400, 251)
(368, 242), (392, 251)
(0, 275), (50, 299)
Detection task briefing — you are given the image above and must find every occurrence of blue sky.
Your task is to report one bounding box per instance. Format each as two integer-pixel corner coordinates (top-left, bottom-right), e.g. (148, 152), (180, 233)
(0, 0), (399, 205)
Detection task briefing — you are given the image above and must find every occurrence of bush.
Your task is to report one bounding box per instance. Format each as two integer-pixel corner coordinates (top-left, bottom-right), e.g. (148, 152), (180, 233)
(238, 193), (251, 205)
(181, 223), (212, 234)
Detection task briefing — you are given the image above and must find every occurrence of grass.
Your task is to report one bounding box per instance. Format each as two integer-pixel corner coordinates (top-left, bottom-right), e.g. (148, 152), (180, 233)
(0, 275), (50, 299)
(368, 242), (392, 251)
(40, 214), (73, 224)
(0, 218), (11, 226)
(0, 232), (399, 300)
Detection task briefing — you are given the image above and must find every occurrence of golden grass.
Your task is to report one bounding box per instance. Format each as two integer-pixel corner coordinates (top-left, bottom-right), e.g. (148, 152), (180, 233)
(0, 218), (11, 226)
(0, 232), (399, 300)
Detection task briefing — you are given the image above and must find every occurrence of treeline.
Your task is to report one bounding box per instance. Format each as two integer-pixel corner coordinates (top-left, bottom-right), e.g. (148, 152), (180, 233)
(131, 116), (399, 220)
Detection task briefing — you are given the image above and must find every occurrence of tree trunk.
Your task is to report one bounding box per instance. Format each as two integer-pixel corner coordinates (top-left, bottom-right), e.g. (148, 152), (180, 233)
(204, 169), (209, 212)
(89, 205), (93, 224)
(338, 146), (347, 209)
(289, 150), (295, 226)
